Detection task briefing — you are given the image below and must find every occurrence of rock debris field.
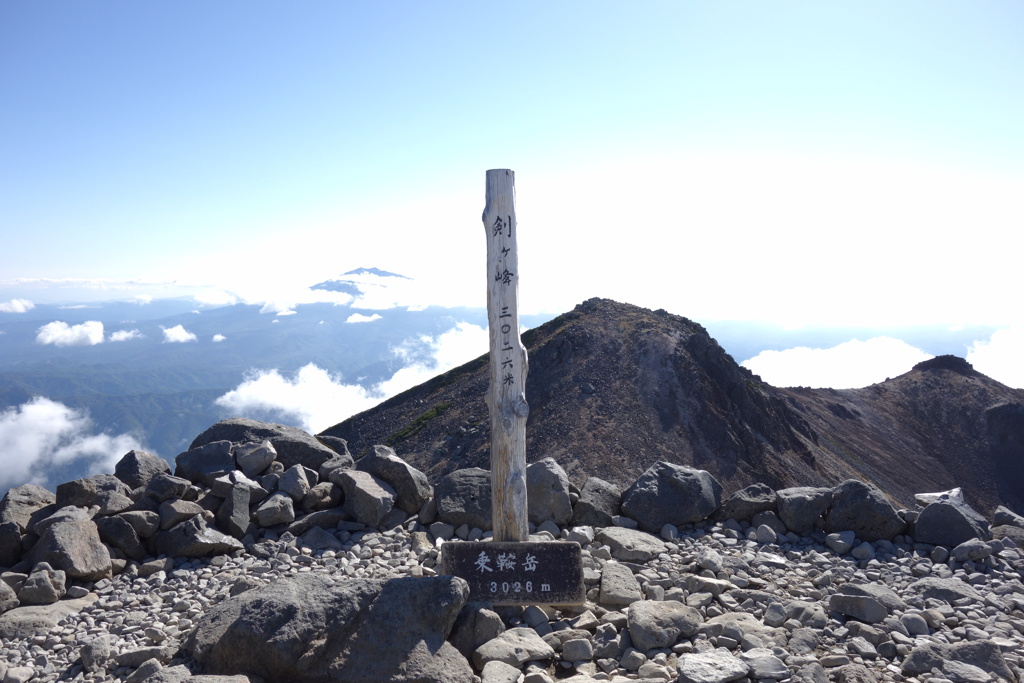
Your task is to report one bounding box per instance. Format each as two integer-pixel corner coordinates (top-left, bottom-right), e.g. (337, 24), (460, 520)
(2, 418), (1024, 683)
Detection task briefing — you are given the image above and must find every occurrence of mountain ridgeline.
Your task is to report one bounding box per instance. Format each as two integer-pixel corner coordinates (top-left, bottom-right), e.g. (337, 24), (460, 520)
(321, 298), (1024, 516)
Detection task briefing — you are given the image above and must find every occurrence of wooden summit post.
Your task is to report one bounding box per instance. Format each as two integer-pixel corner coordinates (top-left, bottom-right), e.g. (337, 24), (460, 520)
(439, 170), (584, 606)
(482, 169), (529, 543)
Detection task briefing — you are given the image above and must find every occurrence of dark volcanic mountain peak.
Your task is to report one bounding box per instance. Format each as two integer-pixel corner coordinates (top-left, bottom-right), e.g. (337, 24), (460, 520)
(912, 354), (980, 377)
(320, 298), (1024, 516)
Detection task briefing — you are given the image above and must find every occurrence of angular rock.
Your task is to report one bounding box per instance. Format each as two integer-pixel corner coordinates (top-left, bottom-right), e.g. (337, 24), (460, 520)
(94, 515), (147, 561)
(338, 470), (396, 528)
(175, 440), (236, 487)
(153, 516), (244, 558)
(620, 461), (723, 533)
(906, 576), (982, 603)
(525, 457), (573, 526)
(449, 602), (506, 660)
(233, 439), (277, 478)
(356, 444), (433, 515)
(0, 484), (56, 533)
(435, 468), (492, 530)
(56, 474), (134, 515)
(595, 526), (668, 562)
(188, 574), (472, 683)
(677, 650), (750, 683)
(0, 521), (21, 567)
(254, 493), (296, 527)
(993, 505), (1024, 529)
(216, 485), (252, 539)
(192, 418), (339, 473)
(838, 583), (905, 612)
(278, 464), (311, 502)
(570, 476), (621, 528)
(210, 471), (267, 503)
(17, 562), (65, 605)
(776, 487), (832, 533)
(901, 640), (1014, 681)
(301, 482), (342, 512)
(739, 648), (790, 680)
(120, 510), (160, 539)
(599, 561), (643, 605)
(628, 600), (702, 651)
(114, 450), (171, 490)
(991, 524), (1024, 547)
(159, 499), (204, 530)
(0, 593), (98, 639)
(717, 483), (777, 522)
(29, 518), (111, 581)
(29, 504), (92, 537)
(0, 579), (19, 614)
(828, 594), (888, 624)
(144, 473), (193, 503)
(473, 626), (555, 669)
(825, 479), (907, 541)
(913, 500), (989, 546)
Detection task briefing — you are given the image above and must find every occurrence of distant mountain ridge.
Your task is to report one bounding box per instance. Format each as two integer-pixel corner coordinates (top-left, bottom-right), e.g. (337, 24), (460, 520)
(321, 298), (1024, 516)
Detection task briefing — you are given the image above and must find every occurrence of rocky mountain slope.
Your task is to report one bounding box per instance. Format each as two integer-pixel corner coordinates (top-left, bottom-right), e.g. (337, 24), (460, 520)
(321, 298), (1024, 516)
(2, 421), (1024, 683)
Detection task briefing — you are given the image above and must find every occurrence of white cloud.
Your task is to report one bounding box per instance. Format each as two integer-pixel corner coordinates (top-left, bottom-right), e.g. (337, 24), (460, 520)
(741, 337), (933, 389)
(193, 289), (238, 307)
(132, 294), (153, 305)
(967, 328), (1024, 389)
(35, 320), (105, 346)
(0, 298), (34, 313)
(0, 397), (143, 491)
(212, 333), (226, 342)
(215, 322), (488, 433)
(346, 313), (383, 324)
(109, 329), (142, 342)
(161, 324), (197, 343)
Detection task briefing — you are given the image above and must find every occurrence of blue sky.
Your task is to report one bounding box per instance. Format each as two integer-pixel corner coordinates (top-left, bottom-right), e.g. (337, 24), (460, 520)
(2, 2), (1023, 387)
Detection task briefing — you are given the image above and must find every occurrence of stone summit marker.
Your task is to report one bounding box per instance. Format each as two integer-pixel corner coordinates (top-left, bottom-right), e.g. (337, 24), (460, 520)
(441, 169), (584, 606)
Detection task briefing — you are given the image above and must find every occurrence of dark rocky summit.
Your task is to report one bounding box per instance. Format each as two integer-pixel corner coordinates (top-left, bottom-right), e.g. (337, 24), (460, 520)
(320, 298), (1024, 517)
(1, 414), (1024, 683)
(2, 298), (1024, 682)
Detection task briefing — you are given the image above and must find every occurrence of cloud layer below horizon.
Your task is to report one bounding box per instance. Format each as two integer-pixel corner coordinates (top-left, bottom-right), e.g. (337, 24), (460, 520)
(0, 397), (144, 492)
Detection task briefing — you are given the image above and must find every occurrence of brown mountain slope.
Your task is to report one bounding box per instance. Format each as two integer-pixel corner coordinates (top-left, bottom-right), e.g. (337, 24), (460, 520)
(320, 298), (1024, 515)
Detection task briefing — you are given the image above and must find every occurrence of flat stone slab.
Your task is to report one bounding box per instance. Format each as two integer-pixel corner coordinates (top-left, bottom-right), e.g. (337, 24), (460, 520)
(0, 594), (98, 639)
(441, 541), (584, 605)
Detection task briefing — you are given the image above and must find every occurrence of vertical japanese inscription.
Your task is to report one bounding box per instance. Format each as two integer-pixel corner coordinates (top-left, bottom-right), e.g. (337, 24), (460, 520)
(483, 169), (529, 542)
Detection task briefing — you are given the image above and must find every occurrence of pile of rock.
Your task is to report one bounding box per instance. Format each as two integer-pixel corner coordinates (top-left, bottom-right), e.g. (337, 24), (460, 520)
(1, 417), (1024, 683)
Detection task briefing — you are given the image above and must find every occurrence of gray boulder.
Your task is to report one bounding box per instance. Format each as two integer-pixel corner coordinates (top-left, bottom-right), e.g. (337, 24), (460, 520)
(114, 450), (171, 490)
(0, 484), (57, 533)
(676, 650), (750, 683)
(254, 493), (296, 527)
(449, 602), (505, 660)
(301, 482), (342, 512)
(278, 465), (311, 502)
(905, 576), (982, 604)
(356, 445), (433, 514)
(29, 518), (111, 582)
(435, 468), (492, 530)
(55, 474), (133, 515)
(628, 600), (702, 651)
(901, 640), (1014, 681)
(570, 476), (621, 527)
(0, 579), (19, 614)
(620, 461), (723, 532)
(216, 485), (252, 538)
(144, 473), (193, 503)
(30, 504), (92, 537)
(120, 510), (161, 539)
(595, 527), (668, 562)
(319, 453), (355, 482)
(599, 561), (643, 606)
(338, 470), (396, 528)
(776, 487), (832, 533)
(473, 626), (554, 669)
(717, 483), (777, 522)
(187, 573), (472, 683)
(159, 499), (204, 530)
(17, 562), (65, 605)
(993, 505), (1024, 529)
(0, 521), (22, 567)
(210, 471), (267, 504)
(153, 516), (244, 558)
(913, 500), (989, 546)
(175, 440), (235, 487)
(191, 418), (338, 473)
(94, 515), (147, 561)
(828, 594), (888, 624)
(525, 457), (573, 526)
(233, 439), (277, 478)
(825, 479), (907, 541)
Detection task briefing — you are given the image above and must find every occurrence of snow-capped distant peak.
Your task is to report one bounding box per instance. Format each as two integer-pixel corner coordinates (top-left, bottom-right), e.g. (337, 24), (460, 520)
(311, 268), (412, 295)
